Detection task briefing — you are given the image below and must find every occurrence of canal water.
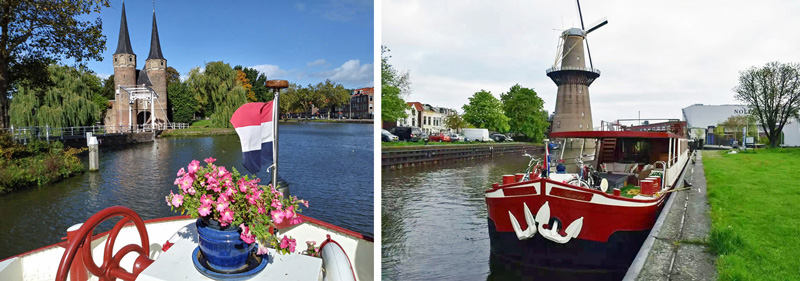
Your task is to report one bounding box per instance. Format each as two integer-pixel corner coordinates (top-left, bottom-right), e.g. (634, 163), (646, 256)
(382, 149), (598, 280)
(0, 122), (373, 260)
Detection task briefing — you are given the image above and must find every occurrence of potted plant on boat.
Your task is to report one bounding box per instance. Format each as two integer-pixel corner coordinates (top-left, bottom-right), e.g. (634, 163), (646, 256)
(165, 157), (307, 274)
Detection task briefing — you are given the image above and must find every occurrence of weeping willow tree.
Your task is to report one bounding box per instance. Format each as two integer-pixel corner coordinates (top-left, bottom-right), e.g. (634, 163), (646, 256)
(9, 65), (102, 128)
(186, 61), (247, 128)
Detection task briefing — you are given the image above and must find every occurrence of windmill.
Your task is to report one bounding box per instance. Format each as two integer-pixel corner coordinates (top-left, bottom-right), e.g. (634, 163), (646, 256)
(547, 0), (608, 136)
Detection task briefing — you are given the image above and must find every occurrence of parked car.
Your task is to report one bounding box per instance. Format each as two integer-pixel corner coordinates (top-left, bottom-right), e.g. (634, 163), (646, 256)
(428, 133), (451, 142)
(450, 133), (465, 142)
(381, 129), (399, 142)
(490, 133), (510, 142)
(463, 128), (491, 142)
(390, 126), (426, 142)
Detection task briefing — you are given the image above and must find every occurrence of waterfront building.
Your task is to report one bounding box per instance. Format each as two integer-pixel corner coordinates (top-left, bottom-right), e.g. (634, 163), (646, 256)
(351, 87), (374, 119)
(682, 104), (800, 146)
(104, 2), (169, 132)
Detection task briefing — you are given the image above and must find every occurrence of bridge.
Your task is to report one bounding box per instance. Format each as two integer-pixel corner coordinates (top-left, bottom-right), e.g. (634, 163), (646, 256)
(2, 123), (189, 145)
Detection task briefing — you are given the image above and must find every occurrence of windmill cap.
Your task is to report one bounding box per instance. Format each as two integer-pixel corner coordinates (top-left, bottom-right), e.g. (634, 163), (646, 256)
(563, 28), (585, 37)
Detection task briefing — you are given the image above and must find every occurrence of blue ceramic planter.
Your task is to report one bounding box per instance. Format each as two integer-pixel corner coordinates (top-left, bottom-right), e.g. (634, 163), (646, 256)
(196, 218), (255, 273)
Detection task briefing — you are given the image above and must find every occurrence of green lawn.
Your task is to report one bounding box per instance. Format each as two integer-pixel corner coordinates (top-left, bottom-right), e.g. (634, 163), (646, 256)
(703, 149), (800, 280)
(381, 141), (521, 147)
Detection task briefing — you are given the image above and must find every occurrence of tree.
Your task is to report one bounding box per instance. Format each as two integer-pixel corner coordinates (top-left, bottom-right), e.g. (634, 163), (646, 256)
(0, 0), (110, 128)
(235, 70), (257, 102)
(462, 90), (509, 132)
(9, 64), (102, 127)
(314, 79), (349, 118)
(185, 61), (247, 128)
(166, 66), (180, 86)
(100, 75), (115, 99)
(381, 46), (409, 121)
(733, 61), (800, 148)
(235, 65), (269, 102)
(444, 113), (468, 133)
(500, 84), (549, 142)
(718, 115), (758, 143)
(168, 81), (195, 124)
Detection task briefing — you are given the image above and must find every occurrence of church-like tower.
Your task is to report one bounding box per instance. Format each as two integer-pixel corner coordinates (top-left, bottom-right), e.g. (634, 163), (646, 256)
(145, 9), (167, 124)
(112, 1), (136, 130)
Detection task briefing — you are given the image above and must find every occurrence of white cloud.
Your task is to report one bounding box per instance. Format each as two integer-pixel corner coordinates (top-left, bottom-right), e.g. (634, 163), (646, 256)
(314, 59), (374, 87)
(307, 59), (327, 67)
(248, 64), (289, 80)
(383, 0), (800, 127)
(96, 73), (111, 80)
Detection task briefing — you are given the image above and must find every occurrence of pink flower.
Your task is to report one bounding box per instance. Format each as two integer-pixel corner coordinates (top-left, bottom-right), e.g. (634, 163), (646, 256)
(177, 168), (185, 177)
(280, 236), (289, 249)
(200, 194), (214, 206)
(224, 187), (235, 198)
(218, 166), (228, 178)
(188, 160), (200, 174)
(272, 210), (285, 225)
(279, 236), (296, 252)
(204, 157), (216, 164)
(216, 197), (229, 213)
(303, 200), (309, 208)
(257, 206), (266, 214)
(180, 175), (194, 192)
(198, 205), (211, 216)
(220, 208), (234, 226)
(289, 214), (302, 225)
(257, 244), (269, 255)
(238, 179), (248, 192)
(239, 224), (255, 244)
(170, 192), (183, 207)
(246, 193), (258, 205)
(271, 199), (282, 209)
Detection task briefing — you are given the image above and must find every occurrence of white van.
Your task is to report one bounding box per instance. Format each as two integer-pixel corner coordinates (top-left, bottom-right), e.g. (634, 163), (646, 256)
(462, 128), (491, 142)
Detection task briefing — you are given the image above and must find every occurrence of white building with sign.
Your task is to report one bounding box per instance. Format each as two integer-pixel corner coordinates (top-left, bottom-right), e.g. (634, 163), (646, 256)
(682, 104), (800, 146)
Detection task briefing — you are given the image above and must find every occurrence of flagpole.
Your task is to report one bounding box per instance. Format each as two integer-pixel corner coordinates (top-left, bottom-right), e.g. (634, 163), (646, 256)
(266, 80), (289, 188)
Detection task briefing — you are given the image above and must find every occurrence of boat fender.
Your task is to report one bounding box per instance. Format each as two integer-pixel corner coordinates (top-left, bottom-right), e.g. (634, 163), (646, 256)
(320, 234), (356, 281)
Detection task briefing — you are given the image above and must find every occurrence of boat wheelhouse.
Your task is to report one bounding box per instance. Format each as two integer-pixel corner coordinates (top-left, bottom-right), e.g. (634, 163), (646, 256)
(485, 120), (691, 277)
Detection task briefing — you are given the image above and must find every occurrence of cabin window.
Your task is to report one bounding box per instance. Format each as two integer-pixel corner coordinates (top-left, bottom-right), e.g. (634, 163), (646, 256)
(620, 139), (651, 163)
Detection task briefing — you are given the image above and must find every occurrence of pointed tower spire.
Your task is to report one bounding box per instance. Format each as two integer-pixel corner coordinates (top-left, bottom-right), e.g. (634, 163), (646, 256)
(147, 8), (164, 60)
(114, 1), (134, 55)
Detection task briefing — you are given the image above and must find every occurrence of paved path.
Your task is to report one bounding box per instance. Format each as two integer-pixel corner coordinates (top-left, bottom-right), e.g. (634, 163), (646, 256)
(636, 152), (717, 280)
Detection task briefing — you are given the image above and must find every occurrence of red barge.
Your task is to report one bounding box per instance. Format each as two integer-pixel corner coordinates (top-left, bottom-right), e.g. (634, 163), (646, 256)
(485, 120), (690, 276)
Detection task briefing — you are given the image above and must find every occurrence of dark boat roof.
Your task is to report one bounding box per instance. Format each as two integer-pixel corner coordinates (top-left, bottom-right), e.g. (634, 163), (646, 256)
(550, 130), (684, 139)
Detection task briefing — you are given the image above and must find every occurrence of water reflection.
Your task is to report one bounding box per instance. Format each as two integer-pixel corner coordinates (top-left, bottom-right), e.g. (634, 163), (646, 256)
(0, 123), (373, 260)
(382, 149), (601, 280)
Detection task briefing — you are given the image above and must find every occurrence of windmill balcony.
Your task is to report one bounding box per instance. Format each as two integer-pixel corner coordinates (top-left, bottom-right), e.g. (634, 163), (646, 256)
(546, 66), (601, 86)
(545, 66), (601, 76)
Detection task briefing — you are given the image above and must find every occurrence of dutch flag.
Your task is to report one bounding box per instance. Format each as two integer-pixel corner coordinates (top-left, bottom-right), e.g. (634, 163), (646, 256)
(230, 101), (276, 175)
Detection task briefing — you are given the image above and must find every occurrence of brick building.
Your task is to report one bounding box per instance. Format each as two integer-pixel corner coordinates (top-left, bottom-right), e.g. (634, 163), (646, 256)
(351, 87), (374, 119)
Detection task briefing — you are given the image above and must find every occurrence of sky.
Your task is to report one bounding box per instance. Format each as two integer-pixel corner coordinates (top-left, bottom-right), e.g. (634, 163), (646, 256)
(382, 0), (800, 128)
(80, 0), (374, 89)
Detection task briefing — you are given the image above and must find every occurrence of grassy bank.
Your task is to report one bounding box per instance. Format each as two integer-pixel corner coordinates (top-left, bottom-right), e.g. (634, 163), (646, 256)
(0, 135), (84, 194)
(161, 118), (371, 138)
(381, 141), (525, 147)
(703, 149), (800, 280)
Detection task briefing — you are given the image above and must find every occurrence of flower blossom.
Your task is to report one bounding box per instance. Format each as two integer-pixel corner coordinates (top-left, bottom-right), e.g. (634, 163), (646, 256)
(177, 168), (185, 177)
(200, 194), (214, 206)
(220, 208), (234, 226)
(204, 157), (217, 164)
(198, 205), (211, 217)
(257, 244), (269, 255)
(187, 160), (200, 175)
(272, 210), (285, 224)
(216, 197), (230, 213)
(239, 224), (256, 244)
(170, 192), (183, 207)
(280, 236), (297, 252)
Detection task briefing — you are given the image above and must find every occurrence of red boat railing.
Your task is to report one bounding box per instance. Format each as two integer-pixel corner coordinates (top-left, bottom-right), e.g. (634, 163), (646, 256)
(56, 206), (153, 281)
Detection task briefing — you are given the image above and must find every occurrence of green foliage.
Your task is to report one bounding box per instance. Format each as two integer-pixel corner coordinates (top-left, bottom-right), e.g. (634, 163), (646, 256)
(166, 67), (181, 86)
(10, 64), (102, 127)
(0, 0), (110, 128)
(733, 62), (800, 148)
(462, 90), (509, 132)
(0, 132), (84, 193)
(314, 79), (350, 118)
(234, 66), (269, 102)
(703, 150), (800, 280)
(500, 84), (549, 142)
(381, 47), (409, 121)
(444, 112), (467, 132)
(100, 75), (115, 99)
(168, 81), (196, 124)
(186, 61), (247, 128)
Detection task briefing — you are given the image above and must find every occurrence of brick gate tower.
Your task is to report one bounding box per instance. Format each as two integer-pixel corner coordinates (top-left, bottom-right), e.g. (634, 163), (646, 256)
(547, 1), (607, 140)
(106, 2), (168, 132)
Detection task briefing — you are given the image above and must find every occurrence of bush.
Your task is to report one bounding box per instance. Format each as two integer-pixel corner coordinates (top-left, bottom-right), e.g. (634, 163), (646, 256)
(0, 132), (85, 193)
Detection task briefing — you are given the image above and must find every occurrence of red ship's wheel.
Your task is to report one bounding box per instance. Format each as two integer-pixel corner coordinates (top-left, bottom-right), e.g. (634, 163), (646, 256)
(56, 206), (154, 281)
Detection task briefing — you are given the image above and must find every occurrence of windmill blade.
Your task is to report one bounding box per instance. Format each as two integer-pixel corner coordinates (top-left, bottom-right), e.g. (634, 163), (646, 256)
(586, 17), (608, 34)
(585, 37), (595, 70)
(576, 0), (586, 31)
